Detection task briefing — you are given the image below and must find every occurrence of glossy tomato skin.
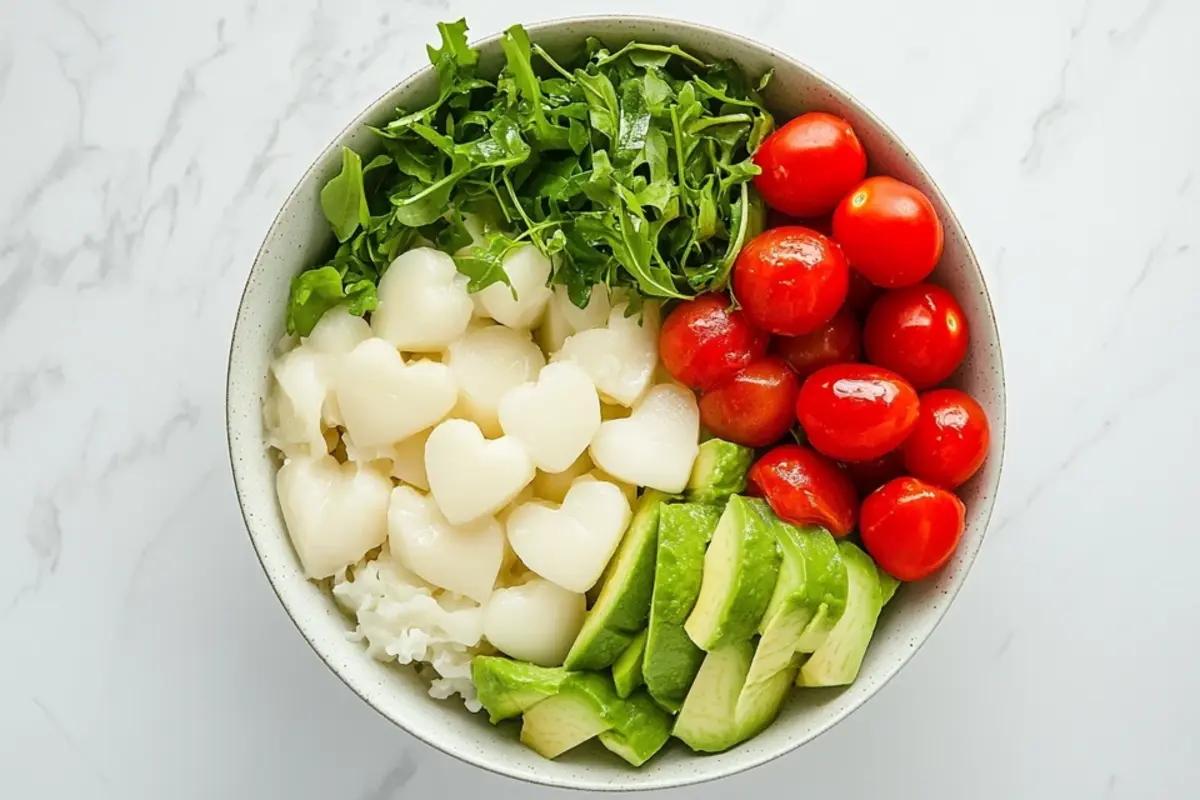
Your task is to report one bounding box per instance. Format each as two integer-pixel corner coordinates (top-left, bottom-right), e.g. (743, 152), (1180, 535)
(863, 283), (969, 389)
(833, 177), (944, 288)
(733, 226), (849, 336)
(774, 309), (862, 380)
(860, 477), (966, 581)
(753, 113), (867, 218)
(796, 363), (919, 462)
(903, 389), (990, 489)
(699, 356), (800, 448)
(747, 444), (858, 536)
(841, 448), (906, 495)
(659, 294), (769, 391)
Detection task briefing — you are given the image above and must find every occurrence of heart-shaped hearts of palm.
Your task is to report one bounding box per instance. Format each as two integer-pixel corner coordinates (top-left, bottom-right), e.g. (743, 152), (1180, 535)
(425, 418), (535, 525)
(498, 361), (601, 474)
(371, 247), (474, 352)
(589, 382), (701, 493)
(554, 301), (660, 407)
(505, 477), (633, 593)
(334, 338), (457, 451)
(387, 485), (503, 603)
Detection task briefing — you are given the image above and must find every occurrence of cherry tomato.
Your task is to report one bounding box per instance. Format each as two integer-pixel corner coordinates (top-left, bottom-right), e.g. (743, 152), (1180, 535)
(863, 283), (969, 389)
(860, 477), (966, 581)
(795, 364), (919, 462)
(902, 389), (990, 489)
(659, 293), (769, 391)
(753, 112), (867, 218)
(699, 356), (799, 447)
(844, 269), (882, 318)
(774, 309), (861, 380)
(732, 226), (849, 336)
(766, 209), (833, 238)
(841, 449), (905, 495)
(747, 444), (858, 536)
(833, 177), (944, 288)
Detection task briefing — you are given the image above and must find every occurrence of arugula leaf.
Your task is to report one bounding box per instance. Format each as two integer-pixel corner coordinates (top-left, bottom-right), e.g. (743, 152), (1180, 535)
(286, 266), (378, 336)
(575, 70), (620, 141)
(615, 79), (651, 166)
(452, 230), (520, 293)
(320, 148), (370, 243)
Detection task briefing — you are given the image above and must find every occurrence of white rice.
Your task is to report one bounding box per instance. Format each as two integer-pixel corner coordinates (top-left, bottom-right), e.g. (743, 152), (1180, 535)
(332, 548), (487, 712)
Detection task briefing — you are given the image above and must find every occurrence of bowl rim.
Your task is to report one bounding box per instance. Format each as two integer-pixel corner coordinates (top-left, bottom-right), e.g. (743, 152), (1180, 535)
(227, 13), (1006, 791)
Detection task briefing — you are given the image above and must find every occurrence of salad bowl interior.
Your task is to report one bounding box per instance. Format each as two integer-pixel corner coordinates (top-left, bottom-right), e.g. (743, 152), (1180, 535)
(227, 15), (1005, 792)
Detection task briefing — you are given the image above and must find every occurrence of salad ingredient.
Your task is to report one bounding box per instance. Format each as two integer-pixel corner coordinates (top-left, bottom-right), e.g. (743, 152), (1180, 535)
(612, 630), (648, 698)
(370, 248), (474, 351)
(565, 491), (665, 670)
(555, 302), (660, 407)
(520, 674), (617, 758)
(643, 503), (722, 711)
(267, 348), (331, 458)
(843, 269), (882, 317)
(743, 523), (844, 704)
(472, 245), (554, 329)
(684, 438), (755, 504)
(902, 389), (990, 489)
(863, 283), (969, 389)
(752, 112), (867, 218)
(589, 383), (701, 493)
(598, 691), (672, 766)
(658, 294), (769, 391)
(471, 656), (569, 723)
(859, 476), (966, 581)
(446, 325), (545, 437)
(506, 477), (633, 593)
(424, 419), (536, 525)
(797, 541), (884, 686)
(747, 444), (858, 536)
(276, 455), (392, 578)
(685, 496), (782, 650)
(773, 308), (861, 380)
(560, 284), (614, 332)
(334, 553), (484, 709)
(483, 578), (588, 666)
(334, 339), (458, 453)
(386, 427), (432, 490)
(878, 568), (900, 606)
(732, 226), (849, 335)
(795, 364), (919, 462)
(498, 361), (602, 473)
(387, 485), (505, 603)
(698, 355), (799, 447)
(531, 452), (593, 503)
(833, 177), (943, 288)
(587, 467), (638, 505)
(841, 448), (905, 495)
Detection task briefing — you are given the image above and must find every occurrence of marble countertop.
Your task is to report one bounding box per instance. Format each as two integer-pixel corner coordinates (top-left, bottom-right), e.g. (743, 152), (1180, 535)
(2, 0), (1197, 797)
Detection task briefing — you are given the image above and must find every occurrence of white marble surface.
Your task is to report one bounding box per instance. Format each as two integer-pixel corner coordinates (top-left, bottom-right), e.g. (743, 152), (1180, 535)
(1, 0), (1197, 796)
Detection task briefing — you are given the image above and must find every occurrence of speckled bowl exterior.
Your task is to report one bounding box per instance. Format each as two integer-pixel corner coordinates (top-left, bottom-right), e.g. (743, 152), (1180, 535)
(227, 15), (1005, 792)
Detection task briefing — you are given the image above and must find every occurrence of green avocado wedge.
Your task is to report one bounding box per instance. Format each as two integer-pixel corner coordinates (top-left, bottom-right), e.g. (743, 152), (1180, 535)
(599, 691), (674, 766)
(643, 503), (723, 712)
(565, 491), (667, 670)
(797, 541), (885, 688)
(612, 629), (648, 698)
(472, 656), (570, 724)
(684, 496), (782, 651)
(685, 438), (755, 504)
(520, 673), (617, 759)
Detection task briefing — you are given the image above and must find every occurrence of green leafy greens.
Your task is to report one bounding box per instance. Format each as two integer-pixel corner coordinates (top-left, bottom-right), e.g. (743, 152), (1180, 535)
(286, 19), (773, 336)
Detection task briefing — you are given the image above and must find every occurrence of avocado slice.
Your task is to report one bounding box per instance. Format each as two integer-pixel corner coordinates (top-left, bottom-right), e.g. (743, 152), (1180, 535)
(797, 541), (884, 687)
(565, 491), (667, 670)
(878, 565), (900, 606)
(685, 438), (755, 504)
(599, 691), (673, 766)
(643, 503), (723, 712)
(741, 521), (844, 708)
(684, 496), (782, 651)
(472, 656), (569, 724)
(520, 673), (617, 758)
(612, 629), (647, 698)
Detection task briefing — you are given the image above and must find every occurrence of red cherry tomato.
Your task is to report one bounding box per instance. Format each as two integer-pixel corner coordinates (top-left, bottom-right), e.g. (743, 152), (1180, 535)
(699, 356), (799, 447)
(833, 177), (944, 288)
(747, 444), (858, 536)
(796, 364), (919, 462)
(732, 226), (849, 336)
(860, 477), (966, 581)
(659, 293), (769, 391)
(753, 112), (867, 218)
(844, 269), (883, 317)
(841, 449), (905, 495)
(902, 389), (990, 489)
(774, 309), (861, 380)
(766, 209), (833, 238)
(863, 283), (969, 389)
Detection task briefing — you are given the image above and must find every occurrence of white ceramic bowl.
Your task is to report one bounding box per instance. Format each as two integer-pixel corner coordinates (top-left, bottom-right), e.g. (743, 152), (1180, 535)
(227, 15), (1005, 792)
